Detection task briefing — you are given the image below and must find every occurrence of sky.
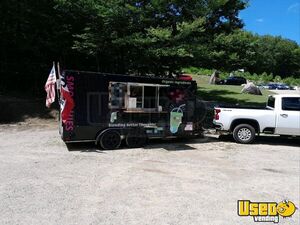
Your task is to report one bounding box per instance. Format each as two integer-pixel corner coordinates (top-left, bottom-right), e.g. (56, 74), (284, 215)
(239, 0), (300, 44)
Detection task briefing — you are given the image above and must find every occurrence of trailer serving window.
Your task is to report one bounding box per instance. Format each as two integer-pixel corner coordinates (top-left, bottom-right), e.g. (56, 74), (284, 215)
(109, 82), (169, 112)
(109, 82), (127, 109)
(128, 85), (143, 108)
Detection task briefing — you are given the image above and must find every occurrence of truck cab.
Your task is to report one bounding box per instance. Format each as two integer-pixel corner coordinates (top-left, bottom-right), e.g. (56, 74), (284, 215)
(272, 95), (300, 135)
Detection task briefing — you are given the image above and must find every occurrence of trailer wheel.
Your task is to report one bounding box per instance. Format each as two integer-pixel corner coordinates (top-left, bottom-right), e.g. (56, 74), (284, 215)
(233, 124), (255, 144)
(100, 130), (121, 150)
(126, 129), (147, 148)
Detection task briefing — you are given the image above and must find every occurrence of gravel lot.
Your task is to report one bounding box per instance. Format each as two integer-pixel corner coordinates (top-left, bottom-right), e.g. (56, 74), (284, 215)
(0, 123), (299, 225)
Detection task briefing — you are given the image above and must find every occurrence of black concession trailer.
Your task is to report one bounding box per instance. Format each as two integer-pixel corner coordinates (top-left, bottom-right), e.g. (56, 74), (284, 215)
(59, 70), (205, 149)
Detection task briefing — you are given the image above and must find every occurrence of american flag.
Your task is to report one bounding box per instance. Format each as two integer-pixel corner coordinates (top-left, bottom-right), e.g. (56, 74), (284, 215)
(45, 65), (57, 108)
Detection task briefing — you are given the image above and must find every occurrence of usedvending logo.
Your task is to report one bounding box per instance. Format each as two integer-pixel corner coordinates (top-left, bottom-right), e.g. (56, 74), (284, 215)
(238, 200), (297, 223)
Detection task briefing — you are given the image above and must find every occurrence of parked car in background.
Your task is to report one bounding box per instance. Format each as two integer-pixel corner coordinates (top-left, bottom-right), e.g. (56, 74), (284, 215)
(216, 76), (247, 85)
(257, 83), (270, 89)
(276, 83), (290, 90)
(258, 83), (291, 90)
(265, 83), (277, 90)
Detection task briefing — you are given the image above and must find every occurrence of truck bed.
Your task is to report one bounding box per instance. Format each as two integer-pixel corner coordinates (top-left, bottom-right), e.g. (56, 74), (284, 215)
(215, 104), (269, 110)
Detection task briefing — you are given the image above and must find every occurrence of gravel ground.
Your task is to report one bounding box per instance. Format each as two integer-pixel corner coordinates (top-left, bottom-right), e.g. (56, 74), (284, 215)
(0, 124), (299, 225)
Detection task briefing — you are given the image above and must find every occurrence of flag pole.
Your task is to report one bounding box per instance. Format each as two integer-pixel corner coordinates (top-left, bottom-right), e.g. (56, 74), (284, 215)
(56, 62), (61, 100)
(56, 62), (62, 127)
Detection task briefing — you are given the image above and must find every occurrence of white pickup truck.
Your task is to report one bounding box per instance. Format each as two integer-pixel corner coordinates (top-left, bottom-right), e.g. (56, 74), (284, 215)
(213, 94), (300, 143)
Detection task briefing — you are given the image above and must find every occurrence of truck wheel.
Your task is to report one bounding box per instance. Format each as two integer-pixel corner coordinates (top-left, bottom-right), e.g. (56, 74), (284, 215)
(233, 124), (256, 144)
(100, 130), (121, 150)
(126, 129), (147, 148)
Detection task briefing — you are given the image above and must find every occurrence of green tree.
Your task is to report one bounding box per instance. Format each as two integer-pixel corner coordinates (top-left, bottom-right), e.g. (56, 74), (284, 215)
(198, 30), (300, 78)
(59, 0), (247, 76)
(2, 0), (299, 97)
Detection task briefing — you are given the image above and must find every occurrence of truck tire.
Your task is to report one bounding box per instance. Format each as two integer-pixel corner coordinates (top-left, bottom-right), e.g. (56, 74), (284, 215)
(100, 130), (121, 150)
(125, 129), (147, 148)
(233, 124), (256, 144)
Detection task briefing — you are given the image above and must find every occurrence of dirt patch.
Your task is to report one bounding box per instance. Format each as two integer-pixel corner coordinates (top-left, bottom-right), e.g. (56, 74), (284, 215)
(0, 95), (58, 124)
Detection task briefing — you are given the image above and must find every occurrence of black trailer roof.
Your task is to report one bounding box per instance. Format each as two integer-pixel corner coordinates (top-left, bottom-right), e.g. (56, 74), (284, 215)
(63, 70), (193, 83)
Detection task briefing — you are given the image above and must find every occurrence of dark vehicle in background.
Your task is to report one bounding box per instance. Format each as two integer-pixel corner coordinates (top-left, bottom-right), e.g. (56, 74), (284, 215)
(216, 76), (247, 85)
(258, 83), (291, 90)
(271, 83), (290, 90)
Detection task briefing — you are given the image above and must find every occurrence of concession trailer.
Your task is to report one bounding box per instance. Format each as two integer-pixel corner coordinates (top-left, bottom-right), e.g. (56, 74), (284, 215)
(59, 70), (205, 149)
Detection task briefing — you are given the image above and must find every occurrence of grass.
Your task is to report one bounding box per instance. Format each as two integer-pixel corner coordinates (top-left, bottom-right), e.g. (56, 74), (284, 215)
(193, 75), (271, 107)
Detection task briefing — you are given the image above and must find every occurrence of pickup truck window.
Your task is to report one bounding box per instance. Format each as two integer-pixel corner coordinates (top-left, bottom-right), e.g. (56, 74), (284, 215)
(282, 97), (300, 111)
(267, 96), (275, 108)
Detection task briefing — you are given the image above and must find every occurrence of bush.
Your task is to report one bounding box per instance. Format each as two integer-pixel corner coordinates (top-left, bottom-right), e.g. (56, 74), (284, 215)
(182, 67), (213, 76)
(274, 75), (282, 83)
(282, 77), (300, 86)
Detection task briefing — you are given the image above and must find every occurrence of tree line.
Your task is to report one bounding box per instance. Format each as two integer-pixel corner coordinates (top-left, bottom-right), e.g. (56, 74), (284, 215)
(0, 0), (299, 96)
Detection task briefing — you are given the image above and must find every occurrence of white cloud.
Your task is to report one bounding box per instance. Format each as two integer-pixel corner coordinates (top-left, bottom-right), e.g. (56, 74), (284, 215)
(288, 3), (300, 13)
(256, 18), (264, 23)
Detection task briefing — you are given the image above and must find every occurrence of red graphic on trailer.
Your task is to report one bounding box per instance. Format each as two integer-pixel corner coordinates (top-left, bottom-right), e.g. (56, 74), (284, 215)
(60, 75), (75, 124)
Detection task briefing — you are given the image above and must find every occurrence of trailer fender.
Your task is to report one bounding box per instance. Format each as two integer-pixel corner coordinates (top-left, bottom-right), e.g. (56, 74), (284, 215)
(95, 128), (121, 145)
(95, 128), (134, 145)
